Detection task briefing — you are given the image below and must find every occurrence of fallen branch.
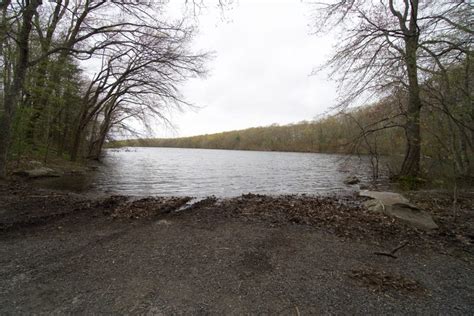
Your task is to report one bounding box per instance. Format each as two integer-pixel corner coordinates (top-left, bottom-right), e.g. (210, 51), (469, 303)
(374, 241), (409, 259)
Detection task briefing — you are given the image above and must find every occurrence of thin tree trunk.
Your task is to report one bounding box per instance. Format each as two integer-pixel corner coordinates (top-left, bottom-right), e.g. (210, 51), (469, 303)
(89, 123), (109, 160)
(0, 0), (41, 178)
(70, 123), (84, 162)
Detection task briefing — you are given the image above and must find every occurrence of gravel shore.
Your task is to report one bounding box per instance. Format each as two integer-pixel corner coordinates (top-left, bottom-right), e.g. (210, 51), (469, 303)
(0, 182), (472, 314)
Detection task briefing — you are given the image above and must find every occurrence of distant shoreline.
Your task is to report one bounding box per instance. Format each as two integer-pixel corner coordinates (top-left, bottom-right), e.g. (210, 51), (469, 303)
(107, 145), (368, 156)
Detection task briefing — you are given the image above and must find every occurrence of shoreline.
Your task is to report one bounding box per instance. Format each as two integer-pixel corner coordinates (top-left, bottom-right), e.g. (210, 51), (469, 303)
(1, 180), (472, 248)
(1, 181), (473, 313)
(109, 144), (364, 156)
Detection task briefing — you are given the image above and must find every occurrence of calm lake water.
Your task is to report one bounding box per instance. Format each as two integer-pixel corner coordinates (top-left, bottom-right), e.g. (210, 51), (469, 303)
(39, 147), (386, 197)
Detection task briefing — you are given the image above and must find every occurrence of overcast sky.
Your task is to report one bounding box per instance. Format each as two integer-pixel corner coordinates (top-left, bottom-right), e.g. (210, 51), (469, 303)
(157, 0), (338, 138)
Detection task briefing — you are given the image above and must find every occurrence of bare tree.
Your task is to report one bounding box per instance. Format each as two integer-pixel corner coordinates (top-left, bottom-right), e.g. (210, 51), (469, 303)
(70, 23), (207, 160)
(0, 0), (205, 176)
(311, 0), (472, 177)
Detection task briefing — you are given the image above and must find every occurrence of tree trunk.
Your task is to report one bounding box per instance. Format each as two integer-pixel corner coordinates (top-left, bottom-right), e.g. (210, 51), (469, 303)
(400, 79), (422, 176)
(400, 5), (422, 178)
(400, 80), (422, 177)
(0, 111), (13, 178)
(88, 124), (109, 160)
(25, 58), (50, 145)
(70, 95), (94, 161)
(70, 124), (83, 162)
(0, 0), (41, 178)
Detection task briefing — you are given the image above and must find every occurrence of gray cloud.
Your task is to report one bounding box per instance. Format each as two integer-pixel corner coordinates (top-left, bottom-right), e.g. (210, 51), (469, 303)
(159, 0), (337, 137)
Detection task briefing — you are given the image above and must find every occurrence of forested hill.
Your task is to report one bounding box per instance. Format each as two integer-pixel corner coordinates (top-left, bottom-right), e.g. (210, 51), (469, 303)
(111, 104), (405, 156)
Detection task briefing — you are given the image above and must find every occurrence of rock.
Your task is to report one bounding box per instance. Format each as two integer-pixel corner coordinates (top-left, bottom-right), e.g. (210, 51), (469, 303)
(362, 199), (385, 213)
(360, 190), (438, 230)
(360, 190), (409, 205)
(386, 203), (439, 230)
(28, 160), (43, 168)
(157, 219), (172, 225)
(344, 175), (360, 185)
(13, 167), (61, 178)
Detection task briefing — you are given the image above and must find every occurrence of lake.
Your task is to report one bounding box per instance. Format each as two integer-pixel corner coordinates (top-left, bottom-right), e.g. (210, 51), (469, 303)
(38, 147), (387, 197)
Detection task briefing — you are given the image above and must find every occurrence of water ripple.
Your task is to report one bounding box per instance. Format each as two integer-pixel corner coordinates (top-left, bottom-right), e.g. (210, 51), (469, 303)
(80, 147), (388, 197)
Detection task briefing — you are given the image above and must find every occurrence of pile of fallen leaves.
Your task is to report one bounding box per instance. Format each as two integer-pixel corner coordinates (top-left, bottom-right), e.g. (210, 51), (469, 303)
(94, 192), (473, 250)
(404, 190), (474, 247)
(212, 193), (423, 241)
(99, 196), (191, 219)
(348, 268), (426, 295)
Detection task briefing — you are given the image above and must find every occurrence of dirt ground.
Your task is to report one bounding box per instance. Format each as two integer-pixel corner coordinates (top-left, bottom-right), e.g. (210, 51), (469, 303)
(0, 181), (473, 314)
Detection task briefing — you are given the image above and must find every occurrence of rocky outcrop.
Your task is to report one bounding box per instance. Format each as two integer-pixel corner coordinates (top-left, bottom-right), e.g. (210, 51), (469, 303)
(360, 190), (438, 230)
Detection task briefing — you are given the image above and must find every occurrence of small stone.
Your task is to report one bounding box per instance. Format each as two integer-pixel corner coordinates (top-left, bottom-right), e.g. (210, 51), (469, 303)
(344, 175), (360, 185)
(157, 219), (172, 225)
(28, 160), (43, 168)
(363, 199), (385, 213)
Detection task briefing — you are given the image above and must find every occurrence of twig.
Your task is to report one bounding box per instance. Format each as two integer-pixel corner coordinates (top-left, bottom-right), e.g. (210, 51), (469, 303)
(295, 306), (301, 316)
(374, 252), (398, 259)
(453, 181), (458, 218)
(374, 241), (409, 259)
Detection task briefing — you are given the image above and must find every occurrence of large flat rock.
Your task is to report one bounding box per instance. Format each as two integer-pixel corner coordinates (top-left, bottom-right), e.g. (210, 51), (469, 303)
(386, 203), (439, 230)
(360, 190), (438, 230)
(360, 190), (409, 205)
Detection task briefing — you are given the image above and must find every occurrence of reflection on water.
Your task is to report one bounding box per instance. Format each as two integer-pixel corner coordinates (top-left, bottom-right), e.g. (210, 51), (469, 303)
(36, 147), (388, 197)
